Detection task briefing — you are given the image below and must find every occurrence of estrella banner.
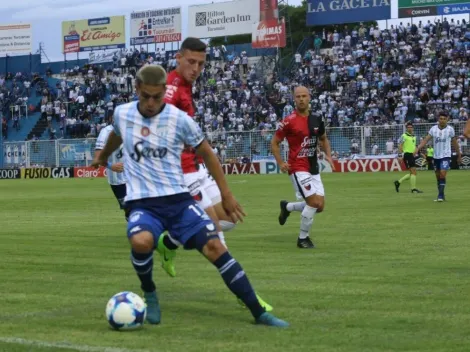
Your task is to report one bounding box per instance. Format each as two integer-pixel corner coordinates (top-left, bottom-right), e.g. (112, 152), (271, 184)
(62, 16), (126, 53)
(306, 0), (391, 26)
(437, 3), (470, 15)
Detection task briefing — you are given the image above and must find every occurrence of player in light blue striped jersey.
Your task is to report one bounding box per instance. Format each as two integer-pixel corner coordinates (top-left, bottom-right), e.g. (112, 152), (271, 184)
(92, 65), (288, 328)
(415, 111), (462, 202)
(95, 124), (128, 218)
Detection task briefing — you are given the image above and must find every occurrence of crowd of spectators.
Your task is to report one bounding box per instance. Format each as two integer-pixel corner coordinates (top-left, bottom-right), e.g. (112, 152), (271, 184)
(3, 18), (470, 160)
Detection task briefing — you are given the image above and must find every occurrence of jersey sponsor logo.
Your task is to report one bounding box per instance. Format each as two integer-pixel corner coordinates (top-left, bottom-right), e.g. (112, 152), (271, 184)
(130, 141), (168, 163)
(164, 84), (178, 101)
(298, 136), (318, 158)
(0, 168), (21, 179)
(141, 127), (150, 137)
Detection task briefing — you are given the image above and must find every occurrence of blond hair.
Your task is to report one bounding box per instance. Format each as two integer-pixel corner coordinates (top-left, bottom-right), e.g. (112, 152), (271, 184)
(135, 65), (167, 86)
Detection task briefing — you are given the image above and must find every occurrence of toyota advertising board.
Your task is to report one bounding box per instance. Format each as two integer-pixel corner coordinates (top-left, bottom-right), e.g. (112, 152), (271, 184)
(188, 0), (260, 38)
(130, 7), (182, 45)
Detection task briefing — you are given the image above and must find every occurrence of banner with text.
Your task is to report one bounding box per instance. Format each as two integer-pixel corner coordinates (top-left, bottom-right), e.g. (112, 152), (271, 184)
(398, 6), (438, 17)
(306, 0), (391, 26)
(62, 16), (126, 53)
(89, 49), (122, 64)
(252, 18), (286, 49)
(130, 7), (182, 45)
(21, 167), (74, 179)
(188, 0), (260, 38)
(437, 3), (470, 14)
(260, 0), (279, 21)
(0, 169), (21, 179)
(3, 142), (26, 167)
(0, 24), (32, 55)
(398, 0), (467, 8)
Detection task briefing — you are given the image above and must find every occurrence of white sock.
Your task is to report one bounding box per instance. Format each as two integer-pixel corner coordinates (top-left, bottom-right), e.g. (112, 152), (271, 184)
(218, 232), (227, 248)
(299, 205), (317, 239)
(287, 201), (306, 212)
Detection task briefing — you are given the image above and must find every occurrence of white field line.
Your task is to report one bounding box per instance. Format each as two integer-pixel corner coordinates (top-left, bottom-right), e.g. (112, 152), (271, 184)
(0, 337), (153, 352)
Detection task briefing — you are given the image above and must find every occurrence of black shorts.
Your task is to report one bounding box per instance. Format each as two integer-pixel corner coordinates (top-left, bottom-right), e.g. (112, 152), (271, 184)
(403, 153), (416, 169)
(110, 184), (127, 209)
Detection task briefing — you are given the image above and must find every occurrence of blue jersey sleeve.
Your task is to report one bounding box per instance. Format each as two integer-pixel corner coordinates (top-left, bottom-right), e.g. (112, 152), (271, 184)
(179, 112), (205, 148)
(95, 127), (109, 150)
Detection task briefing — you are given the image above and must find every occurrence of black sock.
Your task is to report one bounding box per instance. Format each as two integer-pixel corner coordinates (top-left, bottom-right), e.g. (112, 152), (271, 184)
(163, 235), (178, 250)
(131, 250), (156, 293)
(213, 252), (265, 319)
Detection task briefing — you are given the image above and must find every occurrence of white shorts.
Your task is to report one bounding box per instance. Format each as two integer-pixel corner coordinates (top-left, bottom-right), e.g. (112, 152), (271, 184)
(183, 171), (213, 210)
(290, 172), (325, 200)
(198, 163), (222, 204)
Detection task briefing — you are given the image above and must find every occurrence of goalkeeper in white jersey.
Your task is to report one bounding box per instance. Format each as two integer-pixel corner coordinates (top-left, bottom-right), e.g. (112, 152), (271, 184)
(415, 111), (461, 202)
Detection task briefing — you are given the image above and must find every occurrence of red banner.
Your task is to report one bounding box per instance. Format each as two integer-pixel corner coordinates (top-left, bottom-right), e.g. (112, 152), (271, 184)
(260, 0), (279, 21)
(333, 158), (405, 173)
(74, 166), (107, 178)
(252, 18), (286, 49)
(222, 163), (260, 175)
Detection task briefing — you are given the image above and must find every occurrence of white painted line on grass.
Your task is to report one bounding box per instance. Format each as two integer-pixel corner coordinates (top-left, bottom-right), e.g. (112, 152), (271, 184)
(229, 180), (248, 184)
(0, 337), (152, 352)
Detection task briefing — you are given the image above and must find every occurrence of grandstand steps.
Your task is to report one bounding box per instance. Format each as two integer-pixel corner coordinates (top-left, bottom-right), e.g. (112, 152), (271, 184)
(6, 112), (42, 141)
(27, 116), (49, 141)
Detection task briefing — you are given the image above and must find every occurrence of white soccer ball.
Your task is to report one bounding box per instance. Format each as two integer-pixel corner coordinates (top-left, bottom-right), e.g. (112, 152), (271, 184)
(105, 291), (146, 330)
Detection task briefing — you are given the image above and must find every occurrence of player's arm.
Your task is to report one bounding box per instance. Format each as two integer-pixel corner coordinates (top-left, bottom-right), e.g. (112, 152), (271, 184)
(319, 130), (335, 171)
(271, 127), (290, 173)
(451, 135), (462, 163)
(92, 131), (122, 167)
(415, 134), (432, 155)
(464, 118), (470, 138)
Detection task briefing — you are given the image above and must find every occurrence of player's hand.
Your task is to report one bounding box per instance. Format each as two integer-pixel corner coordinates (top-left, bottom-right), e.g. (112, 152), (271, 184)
(91, 156), (107, 169)
(111, 162), (124, 173)
(222, 192), (246, 224)
(280, 162), (290, 173)
(325, 156), (336, 171)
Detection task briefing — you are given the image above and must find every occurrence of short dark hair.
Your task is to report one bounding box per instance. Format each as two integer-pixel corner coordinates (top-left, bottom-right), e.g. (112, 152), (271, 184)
(439, 111), (449, 118)
(180, 37), (207, 53)
(406, 122), (413, 127)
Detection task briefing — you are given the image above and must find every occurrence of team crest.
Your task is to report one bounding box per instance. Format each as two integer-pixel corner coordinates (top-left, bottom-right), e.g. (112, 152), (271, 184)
(304, 184), (312, 191)
(313, 128), (319, 134)
(193, 192), (203, 201)
(141, 127), (150, 137)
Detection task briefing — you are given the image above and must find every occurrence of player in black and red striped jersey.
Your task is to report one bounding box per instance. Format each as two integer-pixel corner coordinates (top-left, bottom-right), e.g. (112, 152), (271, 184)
(271, 86), (335, 248)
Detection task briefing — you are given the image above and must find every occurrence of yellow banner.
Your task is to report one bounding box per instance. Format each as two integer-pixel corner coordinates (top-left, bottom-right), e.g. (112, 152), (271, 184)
(22, 168), (51, 179)
(62, 16), (125, 53)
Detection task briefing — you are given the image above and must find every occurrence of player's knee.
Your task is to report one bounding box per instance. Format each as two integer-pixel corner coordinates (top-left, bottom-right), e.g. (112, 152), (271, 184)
(202, 238), (227, 262)
(306, 197), (324, 211)
(130, 232), (154, 253)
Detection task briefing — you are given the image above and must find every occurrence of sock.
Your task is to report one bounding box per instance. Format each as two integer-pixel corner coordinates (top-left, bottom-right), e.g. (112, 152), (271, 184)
(398, 174), (411, 184)
(218, 231), (227, 248)
(163, 234), (178, 250)
(299, 205), (317, 239)
(219, 220), (236, 232)
(213, 252), (265, 319)
(131, 250), (156, 293)
(410, 175), (416, 189)
(287, 201), (306, 212)
(438, 178), (446, 197)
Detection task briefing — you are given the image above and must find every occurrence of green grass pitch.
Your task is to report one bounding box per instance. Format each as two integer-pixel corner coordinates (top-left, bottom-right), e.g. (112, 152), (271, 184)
(1, 171), (470, 352)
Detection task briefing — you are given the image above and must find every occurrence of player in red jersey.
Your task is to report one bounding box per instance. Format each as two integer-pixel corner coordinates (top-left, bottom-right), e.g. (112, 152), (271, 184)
(271, 86), (335, 249)
(161, 37), (272, 310)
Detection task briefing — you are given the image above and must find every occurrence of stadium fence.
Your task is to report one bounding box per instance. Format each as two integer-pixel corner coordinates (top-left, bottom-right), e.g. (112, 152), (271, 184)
(2, 122), (467, 168)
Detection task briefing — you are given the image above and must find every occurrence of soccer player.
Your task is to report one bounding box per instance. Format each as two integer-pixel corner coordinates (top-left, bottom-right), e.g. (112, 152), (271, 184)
(94, 124), (128, 219)
(464, 117), (470, 138)
(415, 112), (462, 202)
(271, 86), (335, 249)
(91, 65), (288, 327)
(163, 38), (272, 311)
(394, 122), (423, 194)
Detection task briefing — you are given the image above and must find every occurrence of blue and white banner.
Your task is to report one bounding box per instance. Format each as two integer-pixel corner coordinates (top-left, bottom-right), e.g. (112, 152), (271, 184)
(306, 0), (391, 26)
(437, 3), (470, 15)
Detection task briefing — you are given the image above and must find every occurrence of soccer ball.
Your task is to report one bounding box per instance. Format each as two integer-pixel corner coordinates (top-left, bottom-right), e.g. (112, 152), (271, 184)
(105, 291), (146, 330)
